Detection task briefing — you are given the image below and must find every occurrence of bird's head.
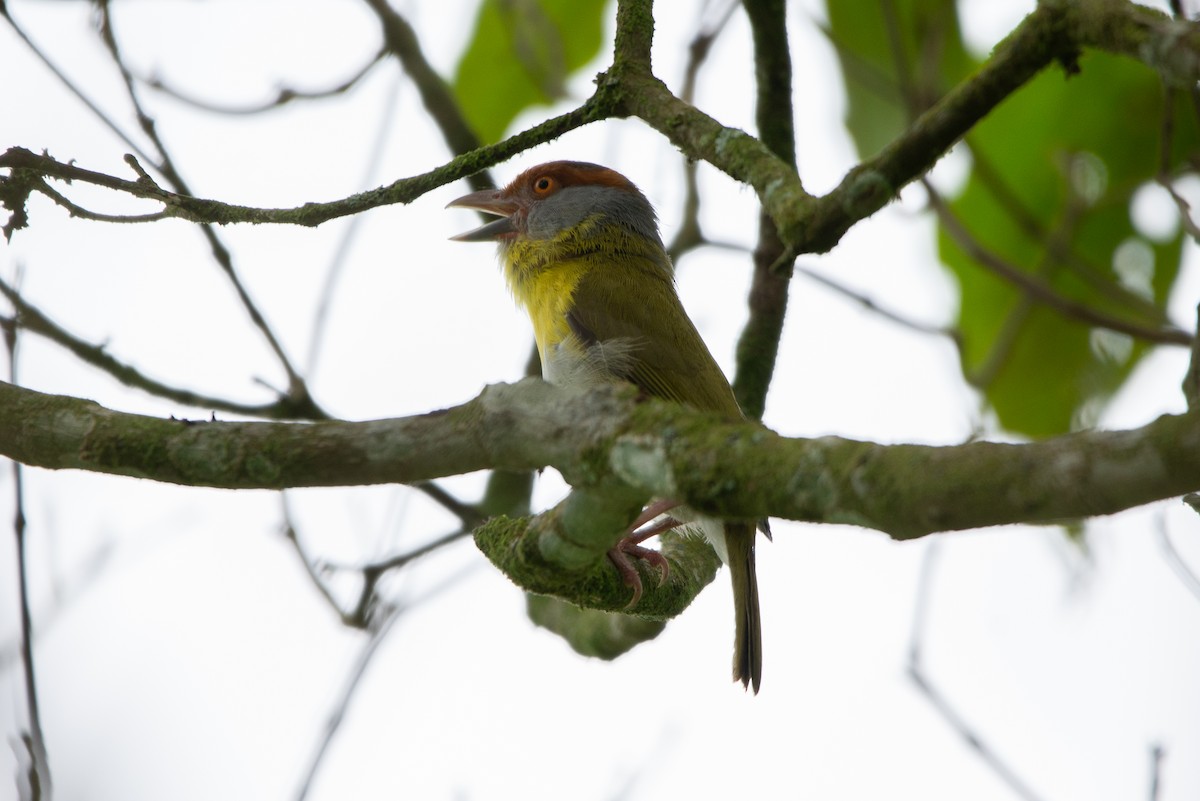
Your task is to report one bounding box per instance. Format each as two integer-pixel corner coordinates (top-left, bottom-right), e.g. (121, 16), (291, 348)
(447, 161), (662, 248)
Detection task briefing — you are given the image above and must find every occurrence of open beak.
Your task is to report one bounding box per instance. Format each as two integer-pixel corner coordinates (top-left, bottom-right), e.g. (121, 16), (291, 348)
(446, 188), (521, 242)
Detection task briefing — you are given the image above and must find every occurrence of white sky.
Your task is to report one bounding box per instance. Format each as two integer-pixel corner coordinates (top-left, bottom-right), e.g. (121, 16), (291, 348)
(2, 1), (1199, 800)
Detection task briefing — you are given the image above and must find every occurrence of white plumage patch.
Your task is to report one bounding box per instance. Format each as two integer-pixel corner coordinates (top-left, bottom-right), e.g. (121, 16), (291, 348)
(542, 334), (643, 388)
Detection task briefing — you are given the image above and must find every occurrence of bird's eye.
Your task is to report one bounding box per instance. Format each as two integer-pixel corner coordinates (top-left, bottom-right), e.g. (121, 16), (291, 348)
(533, 176), (555, 194)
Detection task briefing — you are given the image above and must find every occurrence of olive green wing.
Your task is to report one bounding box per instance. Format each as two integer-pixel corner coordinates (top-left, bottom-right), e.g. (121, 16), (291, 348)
(565, 257), (742, 417)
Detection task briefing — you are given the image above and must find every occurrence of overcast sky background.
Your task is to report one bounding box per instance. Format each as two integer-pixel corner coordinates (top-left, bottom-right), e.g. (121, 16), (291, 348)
(2, 1), (1199, 800)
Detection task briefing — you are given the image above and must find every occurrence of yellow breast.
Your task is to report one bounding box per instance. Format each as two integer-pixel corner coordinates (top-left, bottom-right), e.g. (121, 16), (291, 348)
(509, 256), (585, 356)
(500, 221), (601, 381)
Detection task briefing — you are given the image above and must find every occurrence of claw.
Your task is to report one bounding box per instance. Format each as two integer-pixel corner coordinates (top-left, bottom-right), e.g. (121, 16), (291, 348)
(608, 542), (645, 607)
(608, 514), (683, 607)
(608, 539), (668, 607)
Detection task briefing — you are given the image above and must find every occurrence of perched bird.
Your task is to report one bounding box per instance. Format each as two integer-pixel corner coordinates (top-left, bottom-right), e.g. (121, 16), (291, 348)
(448, 161), (762, 693)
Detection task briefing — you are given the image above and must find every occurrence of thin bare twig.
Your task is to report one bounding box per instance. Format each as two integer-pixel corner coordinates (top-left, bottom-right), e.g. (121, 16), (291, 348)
(294, 604), (400, 801)
(412, 482), (485, 528)
(293, 560), (479, 801)
(1185, 303), (1200, 409)
(26, 178), (170, 224)
(141, 47), (387, 116)
(307, 70), (403, 378)
(349, 527), (472, 624)
(967, 149), (1175, 326)
(817, 16), (904, 115)
(0, 277), (326, 419)
(665, 0), (738, 262)
(93, 1), (325, 417)
(281, 496), (359, 627)
(1157, 88), (1200, 241)
(4, 268), (54, 800)
(794, 262), (960, 342)
(1158, 176), (1200, 241)
(925, 181), (1193, 347)
(842, 5), (1149, 370)
(969, 183), (1090, 390)
(281, 489), (474, 630)
(6, 5), (316, 406)
(1158, 510), (1200, 602)
(360, 0), (492, 190)
(1148, 743), (1165, 801)
(908, 544), (1047, 801)
(1167, 0), (1200, 121)
(0, 538), (114, 672)
(0, 4), (155, 167)
(362, 528), (473, 578)
(879, 0), (919, 115)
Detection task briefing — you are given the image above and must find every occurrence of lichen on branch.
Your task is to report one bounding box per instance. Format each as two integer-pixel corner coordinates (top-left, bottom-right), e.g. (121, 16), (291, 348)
(2, 378), (1199, 539)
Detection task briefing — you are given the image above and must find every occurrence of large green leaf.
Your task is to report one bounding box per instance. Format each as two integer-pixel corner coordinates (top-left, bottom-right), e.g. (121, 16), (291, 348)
(826, 2), (1195, 438)
(825, 0), (976, 158)
(940, 52), (1193, 437)
(452, 0), (610, 144)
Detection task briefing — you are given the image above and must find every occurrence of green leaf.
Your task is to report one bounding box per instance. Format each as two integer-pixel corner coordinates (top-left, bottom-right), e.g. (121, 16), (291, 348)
(452, 0), (610, 144)
(825, 0), (977, 158)
(825, 1), (1195, 438)
(939, 52), (1194, 437)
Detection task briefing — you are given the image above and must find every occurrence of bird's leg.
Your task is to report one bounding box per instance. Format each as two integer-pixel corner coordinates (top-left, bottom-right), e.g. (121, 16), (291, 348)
(608, 499), (684, 608)
(628, 497), (680, 530)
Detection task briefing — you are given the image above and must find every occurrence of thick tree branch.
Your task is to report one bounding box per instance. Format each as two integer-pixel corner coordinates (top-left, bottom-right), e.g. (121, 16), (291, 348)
(795, 1), (1077, 252)
(0, 277), (327, 419)
(1063, 0), (1200, 86)
(3, 374), (1198, 625)
(621, 0), (1199, 255)
(3, 378), (1199, 540)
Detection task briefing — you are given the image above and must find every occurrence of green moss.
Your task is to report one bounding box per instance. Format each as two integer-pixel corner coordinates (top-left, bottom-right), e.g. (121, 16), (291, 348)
(527, 595), (667, 660)
(473, 507), (718, 620)
(243, 451), (282, 486)
(80, 415), (172, 480)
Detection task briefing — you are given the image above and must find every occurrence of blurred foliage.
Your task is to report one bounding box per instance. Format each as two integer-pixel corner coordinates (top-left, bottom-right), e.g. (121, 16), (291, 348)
(452, 0), (611, 144)
(826, 0), (976, 157)
(827, 0), (1197, 437)
(943, 56), (1191, 436)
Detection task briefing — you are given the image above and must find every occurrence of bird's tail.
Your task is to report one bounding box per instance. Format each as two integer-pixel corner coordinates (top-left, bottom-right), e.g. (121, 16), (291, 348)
(726, 521), (762, 693)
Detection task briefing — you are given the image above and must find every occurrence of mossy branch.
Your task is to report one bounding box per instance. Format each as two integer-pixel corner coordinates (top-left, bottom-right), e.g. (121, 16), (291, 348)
(0, 92), (609, 233)
(3, 374), (1199, 651)
(3, 378), (1199, 540)
(5, 1), (1192, 254)
(474, 515), (720, 621)
(617, 0), (1198, 254)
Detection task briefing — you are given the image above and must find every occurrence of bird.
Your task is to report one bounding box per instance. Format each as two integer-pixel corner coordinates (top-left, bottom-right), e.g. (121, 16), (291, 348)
(447, 160), (762, 693)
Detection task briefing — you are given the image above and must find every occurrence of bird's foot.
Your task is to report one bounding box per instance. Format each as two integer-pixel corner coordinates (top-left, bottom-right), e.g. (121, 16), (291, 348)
(629, 497), (681, 530)
(608, 515), (682, 608)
